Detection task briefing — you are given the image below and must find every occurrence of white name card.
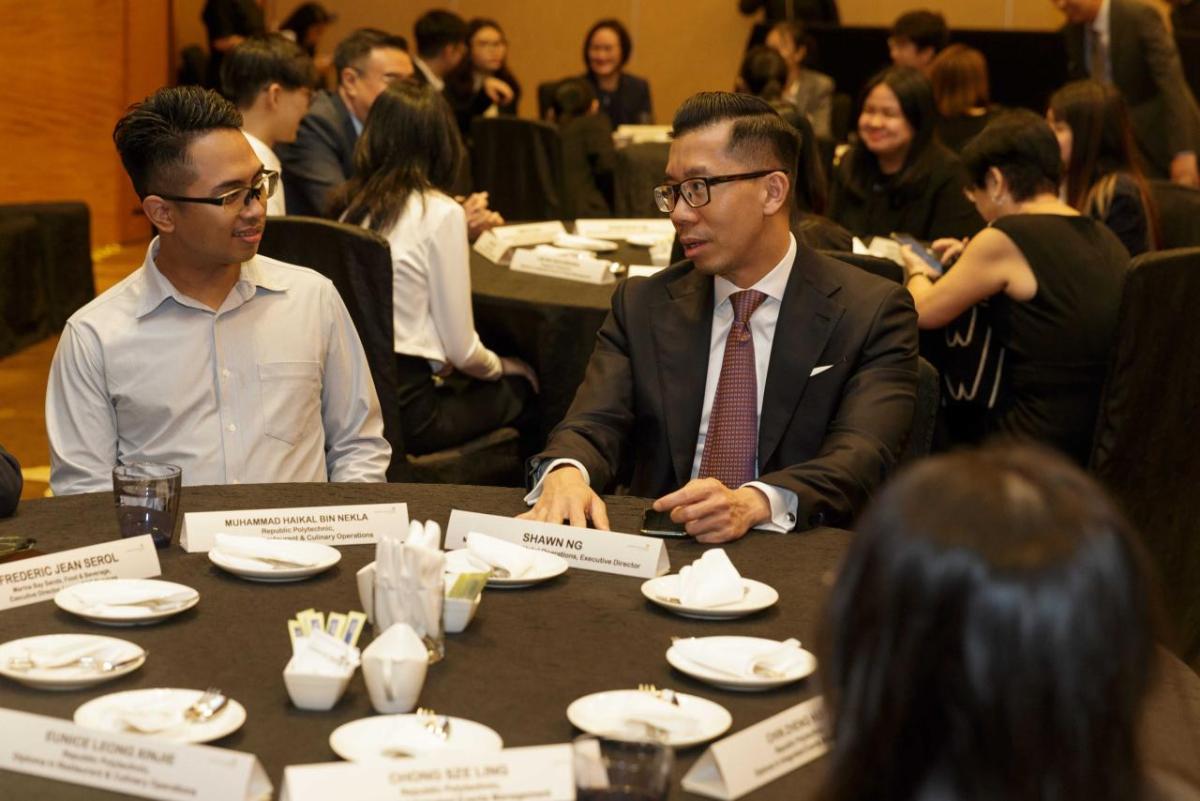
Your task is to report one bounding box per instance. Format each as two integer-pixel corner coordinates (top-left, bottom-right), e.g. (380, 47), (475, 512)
(574, 218), (676, 239)
(627, 265), (664, 278)
(0, 536), (161, 612)
(180, 503), (408, 553)
(445, 510), (669, 578)
(0, 708), (271, 801)
(509, 248), (616, 285)
(613, 124), (674, 144)
(472, 221), (569, 264)
(682, 696), (829, 800)
(280, 744), (574, 801)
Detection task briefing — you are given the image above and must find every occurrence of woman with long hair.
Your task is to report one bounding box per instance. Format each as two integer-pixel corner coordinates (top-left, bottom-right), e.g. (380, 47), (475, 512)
(929, 43), (995, 151)
(763, 19), (834, 139)
(829, 66), (983, 241)
(444, 18), (521, 137)
(1048, 79), (1162, 255)
(332, 83), (537, 455)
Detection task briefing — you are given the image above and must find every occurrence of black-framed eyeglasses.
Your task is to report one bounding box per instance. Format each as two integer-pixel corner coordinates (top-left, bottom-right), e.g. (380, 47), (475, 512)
(653, 169), (788, 213)
(153, 170), (279, 210)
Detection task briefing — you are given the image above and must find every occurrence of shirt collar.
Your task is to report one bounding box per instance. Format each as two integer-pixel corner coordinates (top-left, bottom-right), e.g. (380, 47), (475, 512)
(414, 57), (445, 92)
(713, 234), (796, 309)
(135, 238), (289, 318)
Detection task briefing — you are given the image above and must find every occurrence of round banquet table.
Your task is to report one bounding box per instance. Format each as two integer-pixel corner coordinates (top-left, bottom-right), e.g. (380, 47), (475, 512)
(0, 483), (1198, 801)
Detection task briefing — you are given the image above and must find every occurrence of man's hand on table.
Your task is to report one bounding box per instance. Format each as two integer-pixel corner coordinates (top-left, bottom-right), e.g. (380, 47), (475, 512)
(654, 478), (771, 544)
(519, 466), (610, 529)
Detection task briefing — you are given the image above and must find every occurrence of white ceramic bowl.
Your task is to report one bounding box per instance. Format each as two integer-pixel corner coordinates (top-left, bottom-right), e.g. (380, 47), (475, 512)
(443, 591), (482, 634)
(283, 656), (353, 711)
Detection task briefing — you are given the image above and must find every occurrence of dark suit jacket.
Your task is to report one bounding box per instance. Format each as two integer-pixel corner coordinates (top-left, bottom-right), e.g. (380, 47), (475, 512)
(1064, 0), (1200, 175)
(275, 90), (359, 218)
(534, 247), (919, 530)
(0, 445), (21, 518)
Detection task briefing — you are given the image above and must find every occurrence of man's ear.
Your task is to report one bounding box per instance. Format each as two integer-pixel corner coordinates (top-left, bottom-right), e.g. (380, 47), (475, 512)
(264, 82), (283, 109)
(142, 196), (175, 233)
(339, 67), (357, 94)
(763, 170), (791, 215)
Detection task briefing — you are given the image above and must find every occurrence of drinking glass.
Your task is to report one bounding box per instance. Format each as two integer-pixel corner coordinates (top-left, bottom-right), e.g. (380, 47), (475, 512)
(573, 734), (674, 801)
(112, 463), (182, 549)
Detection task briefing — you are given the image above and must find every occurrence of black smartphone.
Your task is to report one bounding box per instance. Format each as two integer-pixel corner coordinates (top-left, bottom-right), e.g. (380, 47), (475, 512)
(640, 508), (689, 538)
(891, 232), (944, 275)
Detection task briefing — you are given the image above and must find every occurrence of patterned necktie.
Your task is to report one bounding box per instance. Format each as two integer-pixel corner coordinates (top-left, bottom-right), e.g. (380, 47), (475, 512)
(698, 289), (768, 488)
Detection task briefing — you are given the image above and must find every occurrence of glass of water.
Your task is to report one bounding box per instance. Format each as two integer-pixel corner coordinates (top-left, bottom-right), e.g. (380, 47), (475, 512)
(112, 463), (182, 549)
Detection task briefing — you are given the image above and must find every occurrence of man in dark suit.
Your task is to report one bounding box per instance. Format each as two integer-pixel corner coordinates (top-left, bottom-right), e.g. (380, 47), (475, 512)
(0, 445), (21, 518)
(276, 28), (412, 217)
(1057, 0), (1200, 186)
(522, 92), (918, 542)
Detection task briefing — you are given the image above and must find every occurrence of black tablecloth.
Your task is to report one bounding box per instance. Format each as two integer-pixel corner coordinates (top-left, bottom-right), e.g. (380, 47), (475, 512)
(1, 484), (1198, 801)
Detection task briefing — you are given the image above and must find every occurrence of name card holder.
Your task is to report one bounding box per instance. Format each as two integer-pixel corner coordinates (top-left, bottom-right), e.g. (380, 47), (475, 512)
(280, 744), (574, 801)
(472, 221), (568, 264)
(574, 218), (676, 240)
(445, 510), (669, 578)
(682, 696), (829, 800)
(180, 503), (408, 553)
(0, 536), (161, 612)
(509, 248), (616, 285)
(0, 708), (271, 801)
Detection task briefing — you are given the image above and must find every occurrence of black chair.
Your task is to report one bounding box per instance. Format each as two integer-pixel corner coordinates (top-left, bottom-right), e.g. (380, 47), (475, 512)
(819, 250), (904, 284)
(613, 142), (671, 218)
(470, 117), (564, 221)
(830, 92), (853, 144)
(177, 44), (208, 87)
(899, 357), (939, 463)
(258, 216), (523, 485)
(1150, 180), (1200, 250)
(536, 79), (562, 120)
(1090, 247), (1200, 668)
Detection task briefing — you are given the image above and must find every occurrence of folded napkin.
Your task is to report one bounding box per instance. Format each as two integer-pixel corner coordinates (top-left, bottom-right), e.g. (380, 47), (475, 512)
(678, 549), (744, 608)
(406, 520), (441, 551)
(113, 691), (190, 734)
(291, 628), (360, 676)
(212, 533), (323, 569)
(70, 582), (196, 611)
(593, 693), (700, 740)
(464, 532), (536, 579)
(23, 639), (138, 670)
(674, 637), (806, 678)
(374, 521), (445, 642)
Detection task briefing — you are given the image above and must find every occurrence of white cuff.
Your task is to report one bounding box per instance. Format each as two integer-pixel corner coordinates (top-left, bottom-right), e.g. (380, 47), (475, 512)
(743, 481), (798, 532)
(523, 459), (591, 505)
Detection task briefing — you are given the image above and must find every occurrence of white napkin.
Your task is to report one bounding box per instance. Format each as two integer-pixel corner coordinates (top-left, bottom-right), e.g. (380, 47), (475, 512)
(551, 233), (619, 252)
(678, 549), (744, 608)
(406, 520), (441, 551)
(674, 638), (806, 678)
(69, 582), (196, 612)
(291, 629), (360, 676)
(594, 693), (700, 739)
(464, 532), (536, 578)
(113, 691), (190, 733)
(212, 533), (323, 569)
(374, 521), (445, 641)
(22, 639), (138, 670)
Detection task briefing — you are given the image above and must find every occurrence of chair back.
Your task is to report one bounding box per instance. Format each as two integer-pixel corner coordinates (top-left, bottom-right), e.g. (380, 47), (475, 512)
(258, 216), (410, 481)
(1090, 247), (1200, 665)
(899, 357), (939, 463)
(470, 117), (564, 221)
(830, 92), (853, 144)
(613, 142), (671, 218)
(819, 250), (904, 284)
(1151, 180), (1200, 250)
(536, 79), (561, 120)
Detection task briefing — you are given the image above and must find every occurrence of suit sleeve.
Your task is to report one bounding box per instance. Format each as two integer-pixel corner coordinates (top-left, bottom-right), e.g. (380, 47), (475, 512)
(277, 111), (349, 217)
(529, 281), (637, 491)
(0, 445), (21, 518)
(758, 283), (919, 529)
(1134, 1), (1200, 159)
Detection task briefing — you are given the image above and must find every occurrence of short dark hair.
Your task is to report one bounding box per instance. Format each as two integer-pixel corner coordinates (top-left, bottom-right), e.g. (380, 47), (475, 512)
(820, 444), (1159, 801)
(583, 19), (633, 71)
(961, 109), (1062, 201)
(891, 10), (949, 52)
(220, 34), (316, 109)
(672, 92), (800, 196)
(333, 28), (409, 82)
(113, 86), (242, 198)
(551, 77), (596, 124)
(739, 45), (790, 101)
(415, 10), (467, 59)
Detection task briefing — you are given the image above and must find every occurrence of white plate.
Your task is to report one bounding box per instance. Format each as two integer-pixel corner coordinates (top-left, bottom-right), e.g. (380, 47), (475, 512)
(54, 579), (200, 626)
(444, 548), (569, 588)
(329, 714), (504, 762)
(74, 687), (246, 744)
(666, 636), (816, 691)
(208, 541), (341, 582)
(0, 634), (146, 690)
(640, 575), (778, 620)
(566, 689), (732, 748)
(553, 233), (620, 252)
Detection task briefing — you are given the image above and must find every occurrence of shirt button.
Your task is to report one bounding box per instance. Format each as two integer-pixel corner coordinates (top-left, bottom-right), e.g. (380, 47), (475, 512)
(221, 369), (231, 379)
(227, 423), (237, 432)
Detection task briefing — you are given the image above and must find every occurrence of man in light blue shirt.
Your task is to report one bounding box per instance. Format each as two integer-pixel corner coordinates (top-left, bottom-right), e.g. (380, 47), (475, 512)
(46, 86), (390, 495)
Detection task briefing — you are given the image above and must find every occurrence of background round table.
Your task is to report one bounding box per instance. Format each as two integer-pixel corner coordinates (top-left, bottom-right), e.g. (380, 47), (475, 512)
(0, 483), (1197, 800)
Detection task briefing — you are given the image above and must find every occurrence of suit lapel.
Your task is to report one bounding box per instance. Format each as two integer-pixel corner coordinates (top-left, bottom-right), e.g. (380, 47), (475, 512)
(330, 93), (359, 175)
(651, 268), (714, 488)
(758, 250), (844, 469)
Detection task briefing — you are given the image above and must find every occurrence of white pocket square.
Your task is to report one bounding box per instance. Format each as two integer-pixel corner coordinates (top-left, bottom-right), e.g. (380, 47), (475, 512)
(809, 364), (835, 377)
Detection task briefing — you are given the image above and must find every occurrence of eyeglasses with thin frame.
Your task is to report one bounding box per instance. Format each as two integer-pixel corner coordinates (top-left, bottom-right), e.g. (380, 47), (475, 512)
(152, 170), (279, 210)
(653, 169), (788, 213)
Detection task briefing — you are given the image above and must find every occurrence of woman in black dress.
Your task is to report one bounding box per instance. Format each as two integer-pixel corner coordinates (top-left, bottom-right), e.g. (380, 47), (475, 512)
(901, 110), (1129, 463)
(443, 18), (521, 137)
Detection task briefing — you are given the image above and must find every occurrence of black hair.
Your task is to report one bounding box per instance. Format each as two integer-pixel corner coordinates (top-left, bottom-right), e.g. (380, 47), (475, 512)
(961, 109), (1062, 201)
(583, 18), (633, 72)
(551, 78), (596, 124)
(842, 66), (939, 199)
(332, 82), (464, 234)
(820, 444), (1160, 801)
(415, 10), (468, 59)
(333, 28), (409, 82)
(739, 45), (790, 102)
(890, 10), (949, 53)
(279, 2), (335, 56)
(446, 19), (520, 105)
(220, 33), (316, 109)
(113, 85), (242, 198)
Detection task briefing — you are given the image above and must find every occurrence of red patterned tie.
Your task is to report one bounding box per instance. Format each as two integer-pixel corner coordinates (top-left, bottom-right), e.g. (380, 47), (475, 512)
(698, 289), (768, 488)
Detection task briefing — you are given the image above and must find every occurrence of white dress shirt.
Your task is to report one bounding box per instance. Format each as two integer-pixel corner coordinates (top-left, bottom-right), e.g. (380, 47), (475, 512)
(528, 235), (801, 533)
(47, 240), (391, 495)
(375, 190), (502, 379)
(413, 56), (445, 92)
(242, 130), (286, 216)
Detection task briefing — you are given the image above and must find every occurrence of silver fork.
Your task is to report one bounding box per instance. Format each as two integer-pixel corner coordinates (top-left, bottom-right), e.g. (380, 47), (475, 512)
(184, 687), (227, 723)
(416, 707), (451, 740)
(7, 650), (146, 673)
(637, 683), (681, 706)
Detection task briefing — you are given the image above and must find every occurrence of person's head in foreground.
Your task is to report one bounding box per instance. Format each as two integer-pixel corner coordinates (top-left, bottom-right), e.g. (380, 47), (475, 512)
(820, 444), (1160, 801)
(113, 86), (273, 268)
(888, 10), (949, 73)
(959, 109), (1063, 222)
(658, 92), (798, 287)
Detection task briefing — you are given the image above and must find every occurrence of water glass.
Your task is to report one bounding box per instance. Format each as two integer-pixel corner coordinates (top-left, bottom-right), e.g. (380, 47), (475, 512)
(112, 463), (182, 549)
(573, 734), (674, 801)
